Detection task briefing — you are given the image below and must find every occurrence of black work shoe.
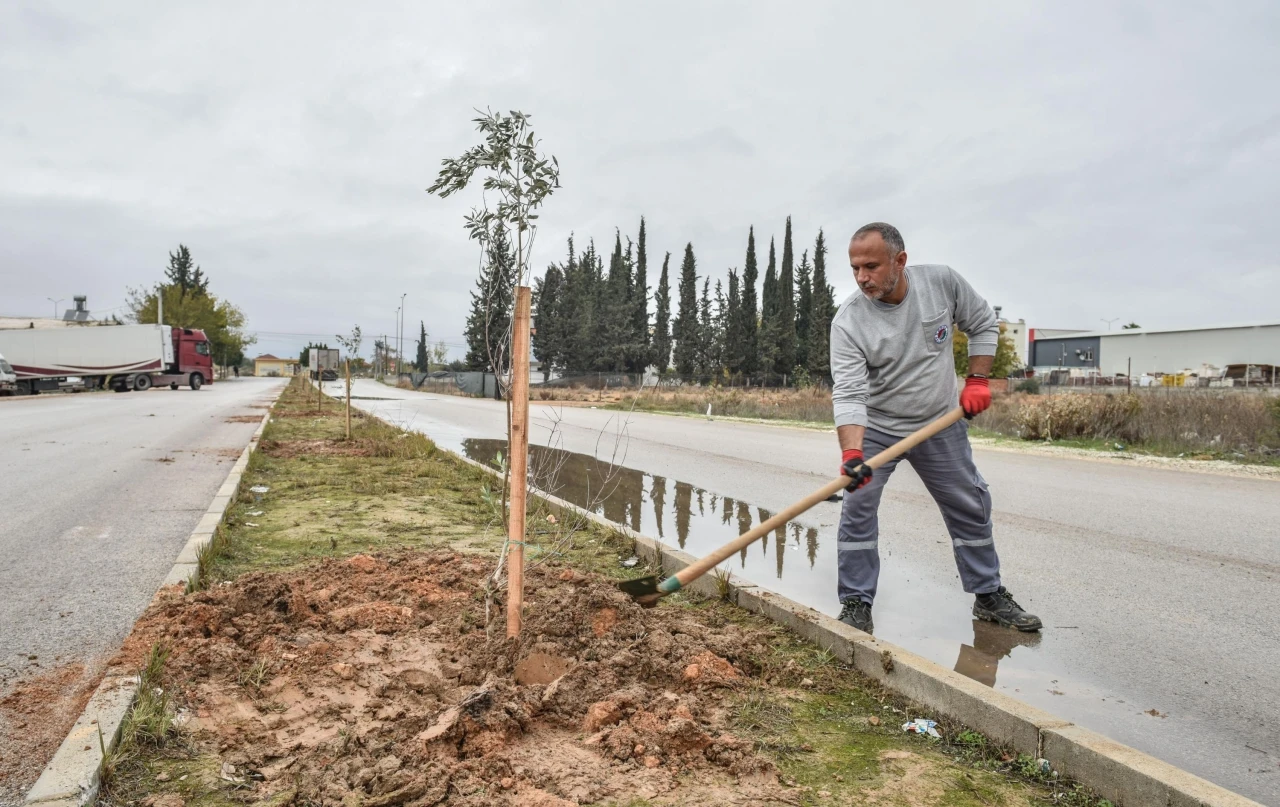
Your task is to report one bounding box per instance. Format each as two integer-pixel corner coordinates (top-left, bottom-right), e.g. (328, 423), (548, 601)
(838, 599), (874, 634)
(973, 587), (1043, 632)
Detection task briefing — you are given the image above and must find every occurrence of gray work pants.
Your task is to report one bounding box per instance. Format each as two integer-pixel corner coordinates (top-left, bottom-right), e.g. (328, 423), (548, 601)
(837, 420), (1002, 604)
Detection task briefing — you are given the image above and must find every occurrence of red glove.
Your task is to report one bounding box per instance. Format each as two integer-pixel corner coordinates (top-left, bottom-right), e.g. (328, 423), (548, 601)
(960, 375), (991, 418)
(841, 449), (873, 491)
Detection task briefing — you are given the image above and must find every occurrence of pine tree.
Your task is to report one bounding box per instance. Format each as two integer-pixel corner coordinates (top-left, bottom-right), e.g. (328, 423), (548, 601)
(416, 321), (429, 370)
(533, 263), (563, 381)
(740, 228), (759, 376)
(775, 217), (797, 378)
(653, 252), (673, 373)
(633, 217), (650, 369)
(795, 248), (812, 371)
(164, 244), (209, 300)
(463, 224), (517, 372)
(672, 243), (700, 380)
(807, 229), (837, 383)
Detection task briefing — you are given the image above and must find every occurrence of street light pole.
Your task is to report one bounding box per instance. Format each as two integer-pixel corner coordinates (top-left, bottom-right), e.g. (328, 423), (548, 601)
(1101, 317), (1120, 331)
(398, 292), (407, 379)
(393, 305), (401, 378)
(47, 298), (64, 318)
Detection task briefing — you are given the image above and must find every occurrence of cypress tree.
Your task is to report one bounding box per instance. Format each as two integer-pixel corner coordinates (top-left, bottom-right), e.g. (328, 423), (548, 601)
(807, 229), (837, 383)
(776, 217), (797, 378)
(712, 279), (726, 379)
(725, 270), (743, 375)
(633, 217), (650, 369)
(740, 227), (759, 376)
(597, 232), (631, 372)
(672, 243), (700, 380)
(416, 321), (429, 370)
(758, 237), (779, 380)
(533, 263), (563, 381)
(795, 248), (812, 371)
(652, 252), (672, 373)
(463, 224), (516, 372)
(762, 237), (778, 321)
(697, 277), (713, 379)
(567, 240), (602, 373)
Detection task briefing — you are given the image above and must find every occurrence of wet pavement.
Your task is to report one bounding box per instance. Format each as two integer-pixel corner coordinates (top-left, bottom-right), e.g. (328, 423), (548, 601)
(345, 380), (1280, 803)
(463, 438), (1069, 704)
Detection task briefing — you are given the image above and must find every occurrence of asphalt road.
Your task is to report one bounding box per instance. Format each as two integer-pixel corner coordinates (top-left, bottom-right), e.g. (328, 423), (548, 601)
(347, 380), (1280, 803)
(0, 378), (285, 694)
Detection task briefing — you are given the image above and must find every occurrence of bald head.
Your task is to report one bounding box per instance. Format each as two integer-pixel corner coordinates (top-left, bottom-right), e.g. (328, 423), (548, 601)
(848, 222), (909, 303)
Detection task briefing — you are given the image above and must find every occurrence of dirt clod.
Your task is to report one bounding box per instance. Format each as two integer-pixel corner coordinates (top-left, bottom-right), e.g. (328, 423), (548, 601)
(113, 551), (790, 805)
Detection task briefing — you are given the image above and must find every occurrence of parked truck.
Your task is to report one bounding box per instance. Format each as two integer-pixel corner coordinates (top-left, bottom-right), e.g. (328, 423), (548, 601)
(0, 324), (214, 395)
(0, 351), (16, 395)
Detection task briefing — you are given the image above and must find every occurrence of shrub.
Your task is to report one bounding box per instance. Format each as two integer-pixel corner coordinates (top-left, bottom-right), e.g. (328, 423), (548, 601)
(1013, 393), (1142, 442)
(976, 389), (1280, 458)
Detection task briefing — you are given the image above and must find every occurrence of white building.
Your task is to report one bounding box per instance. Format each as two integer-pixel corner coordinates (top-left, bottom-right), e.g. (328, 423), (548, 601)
(1029, 322), (1280, 379)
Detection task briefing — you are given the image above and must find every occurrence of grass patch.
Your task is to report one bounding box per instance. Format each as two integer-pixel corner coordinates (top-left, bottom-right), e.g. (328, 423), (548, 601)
(100, 644), (176, 793)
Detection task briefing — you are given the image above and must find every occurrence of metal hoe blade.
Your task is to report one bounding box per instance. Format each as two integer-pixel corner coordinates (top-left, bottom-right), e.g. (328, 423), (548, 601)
(617, 575), (660, 598)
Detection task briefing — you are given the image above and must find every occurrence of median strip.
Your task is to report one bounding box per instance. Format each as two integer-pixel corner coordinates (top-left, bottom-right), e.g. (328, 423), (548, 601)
(67, 378), (1257, 806)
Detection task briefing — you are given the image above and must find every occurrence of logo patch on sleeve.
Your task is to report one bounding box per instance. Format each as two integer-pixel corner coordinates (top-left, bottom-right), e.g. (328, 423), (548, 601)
(933, 325), (949, 344)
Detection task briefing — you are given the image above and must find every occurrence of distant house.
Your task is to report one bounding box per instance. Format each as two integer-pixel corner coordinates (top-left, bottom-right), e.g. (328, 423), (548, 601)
(254, 354), (298, 377)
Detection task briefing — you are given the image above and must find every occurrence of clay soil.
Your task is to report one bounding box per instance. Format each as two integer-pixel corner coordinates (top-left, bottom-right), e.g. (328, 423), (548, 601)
(112, 551), (794, 806)
(0, 663), (102, 805)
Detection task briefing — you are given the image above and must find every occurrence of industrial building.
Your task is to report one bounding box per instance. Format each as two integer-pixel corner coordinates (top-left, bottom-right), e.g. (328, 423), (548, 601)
(1028, 322), (1280, 382)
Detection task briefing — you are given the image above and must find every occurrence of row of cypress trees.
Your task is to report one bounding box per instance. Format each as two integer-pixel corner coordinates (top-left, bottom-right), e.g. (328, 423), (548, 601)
(465, 217), (840, 384)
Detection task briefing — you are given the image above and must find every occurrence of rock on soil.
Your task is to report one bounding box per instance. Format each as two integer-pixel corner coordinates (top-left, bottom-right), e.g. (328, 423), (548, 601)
(114, 551), (791, 806)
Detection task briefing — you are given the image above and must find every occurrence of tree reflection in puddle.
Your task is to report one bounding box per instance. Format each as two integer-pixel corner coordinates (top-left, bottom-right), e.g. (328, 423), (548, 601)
(460, 437), (1043, 692)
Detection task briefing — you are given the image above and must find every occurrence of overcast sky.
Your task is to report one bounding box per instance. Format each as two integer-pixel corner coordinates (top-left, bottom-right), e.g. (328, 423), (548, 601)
(3, 1), (1278, 360)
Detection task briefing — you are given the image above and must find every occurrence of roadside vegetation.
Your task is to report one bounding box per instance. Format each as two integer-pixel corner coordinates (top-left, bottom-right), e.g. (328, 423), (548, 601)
(100, 376), (1112, 807)
(975, 390), (1280, 463)
(402, 375), (1280, 463)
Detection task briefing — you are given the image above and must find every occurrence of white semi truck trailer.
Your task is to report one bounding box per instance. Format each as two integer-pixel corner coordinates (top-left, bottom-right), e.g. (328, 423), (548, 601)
(0, 323), (214, 395)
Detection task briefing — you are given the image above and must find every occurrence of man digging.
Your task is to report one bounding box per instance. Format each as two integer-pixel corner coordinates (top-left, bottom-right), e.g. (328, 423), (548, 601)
(830, 222), (1041, 635)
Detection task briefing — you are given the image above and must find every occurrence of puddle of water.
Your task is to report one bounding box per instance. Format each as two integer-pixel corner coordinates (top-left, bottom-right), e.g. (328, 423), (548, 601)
(462, 438), (1049, 691)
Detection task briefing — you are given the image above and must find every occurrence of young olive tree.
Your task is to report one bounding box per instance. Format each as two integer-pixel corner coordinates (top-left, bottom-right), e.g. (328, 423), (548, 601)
(428, 109), (559, 391)
(427, 109), (559, 623)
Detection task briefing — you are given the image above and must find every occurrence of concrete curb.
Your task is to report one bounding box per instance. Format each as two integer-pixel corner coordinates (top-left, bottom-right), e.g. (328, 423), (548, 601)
(444, 448), (1260, 807)
(23, 402), (277, 807)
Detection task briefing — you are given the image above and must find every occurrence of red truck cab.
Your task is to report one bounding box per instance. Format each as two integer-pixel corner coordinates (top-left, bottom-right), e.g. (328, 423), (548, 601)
(167, 327), (214, 389)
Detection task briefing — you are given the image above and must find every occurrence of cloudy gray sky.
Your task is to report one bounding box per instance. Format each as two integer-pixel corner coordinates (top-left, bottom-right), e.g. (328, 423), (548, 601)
(3, 1), (1278, 361)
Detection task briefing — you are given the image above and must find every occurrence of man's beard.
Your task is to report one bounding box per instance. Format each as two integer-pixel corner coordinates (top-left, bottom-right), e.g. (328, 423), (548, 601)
(860, 267), (902, 301)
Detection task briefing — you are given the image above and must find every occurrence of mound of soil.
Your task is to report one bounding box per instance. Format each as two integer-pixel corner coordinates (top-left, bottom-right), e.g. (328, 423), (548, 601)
(117, 552), (792, 806)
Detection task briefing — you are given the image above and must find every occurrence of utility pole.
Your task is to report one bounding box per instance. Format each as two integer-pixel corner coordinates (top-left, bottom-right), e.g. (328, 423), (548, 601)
(398, 293), (407, 379)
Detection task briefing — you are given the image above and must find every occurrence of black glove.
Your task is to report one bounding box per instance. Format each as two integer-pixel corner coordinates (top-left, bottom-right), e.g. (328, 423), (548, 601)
(841, 450), (874, 491)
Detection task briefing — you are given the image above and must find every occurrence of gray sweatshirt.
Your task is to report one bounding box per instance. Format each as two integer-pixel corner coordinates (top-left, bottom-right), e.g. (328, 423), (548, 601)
(830, 264), (998, 436)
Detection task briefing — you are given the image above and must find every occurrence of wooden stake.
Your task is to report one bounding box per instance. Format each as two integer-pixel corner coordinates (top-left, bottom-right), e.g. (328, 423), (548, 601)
(345, 358), (352, 440)
(506, 286), (532, 638)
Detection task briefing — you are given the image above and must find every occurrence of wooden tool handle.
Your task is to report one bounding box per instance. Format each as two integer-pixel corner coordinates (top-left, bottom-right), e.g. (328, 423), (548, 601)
(659, 407), (965, 594)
